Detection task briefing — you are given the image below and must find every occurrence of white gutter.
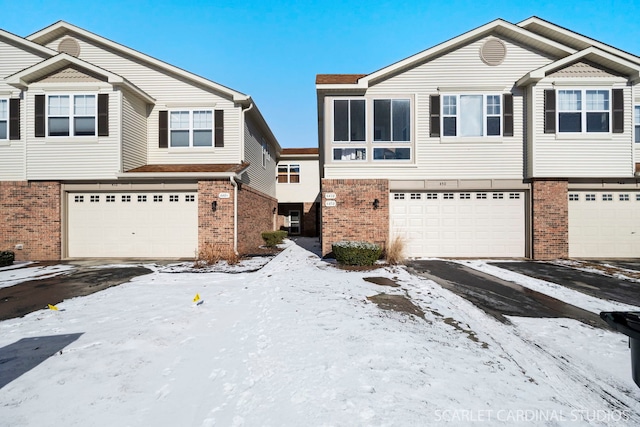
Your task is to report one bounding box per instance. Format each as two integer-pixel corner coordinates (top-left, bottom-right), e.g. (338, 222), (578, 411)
(240, 101), (254, 159)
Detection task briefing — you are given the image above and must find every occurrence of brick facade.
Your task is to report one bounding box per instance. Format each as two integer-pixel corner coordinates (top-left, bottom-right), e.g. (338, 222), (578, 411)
(321, 179), (389, 256)
(0, 181), (62, 261)
(237, 184), (277, 254)
(198, 180), (235, 251)
(532, 179), (568, 260)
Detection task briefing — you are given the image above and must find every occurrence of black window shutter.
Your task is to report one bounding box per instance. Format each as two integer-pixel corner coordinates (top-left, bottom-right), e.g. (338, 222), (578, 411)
(158, 110), (168, 148)
(9, 98), (20, 140)
(503, 93), (513, 137)
(544, 89), (555, 134)
(215, 110), (224, 147)
(612, 88), (624, 134)
(430, 95), (440, 137)
(97, 94), (109, 136)
(35, 94), (45, 137)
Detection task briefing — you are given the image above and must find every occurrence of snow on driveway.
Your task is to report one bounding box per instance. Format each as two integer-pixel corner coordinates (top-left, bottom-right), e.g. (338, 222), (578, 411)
(1, 241), (639, 426)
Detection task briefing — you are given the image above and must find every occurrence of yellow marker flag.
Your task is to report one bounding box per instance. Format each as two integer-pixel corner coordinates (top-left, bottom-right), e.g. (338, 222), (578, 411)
(193, 294), (200, 303)
(48, 304), (59, 311)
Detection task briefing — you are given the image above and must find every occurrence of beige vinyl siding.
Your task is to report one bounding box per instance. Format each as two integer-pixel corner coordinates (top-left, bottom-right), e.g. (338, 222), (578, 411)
(241, 116), (276, 197)
(42, 34), (243, 165)
(324, 35), (554, 180)
(0, 38), (49, 87)
(0, 142), (26, 180)
(276, 159), (320, 203)
(530, 82), (633, 178)
(121, 89), (148, 172)
(24, 86), (121, 180)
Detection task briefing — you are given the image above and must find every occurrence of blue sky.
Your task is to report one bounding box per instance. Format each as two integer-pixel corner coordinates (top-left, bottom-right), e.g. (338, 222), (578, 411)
(3, 0), (639, 148)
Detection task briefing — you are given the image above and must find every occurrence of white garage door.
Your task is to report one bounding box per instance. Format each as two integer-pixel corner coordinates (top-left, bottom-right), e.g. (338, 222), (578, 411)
(390, 191), (525, 258)
(569, 191), (640, 258)
(67, 191), (198, 258)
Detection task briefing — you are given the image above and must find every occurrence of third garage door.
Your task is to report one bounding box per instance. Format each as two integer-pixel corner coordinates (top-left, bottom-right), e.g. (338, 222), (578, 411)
(390, 191), (525, 258)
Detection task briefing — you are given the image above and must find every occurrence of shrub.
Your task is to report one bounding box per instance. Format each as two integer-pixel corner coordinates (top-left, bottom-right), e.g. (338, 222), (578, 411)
(0, 251), (15, 267)
(332, 241), (382, 266)
(195, 243), (239, 266)
(261, 230), (288, 248)
(385, 236), (406, 265)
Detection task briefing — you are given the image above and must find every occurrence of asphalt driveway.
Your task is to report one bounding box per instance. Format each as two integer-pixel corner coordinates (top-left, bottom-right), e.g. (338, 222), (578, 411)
(491, 261), (640, 307)
(0, 264), (152, 321)
(406, 260), (607, 328)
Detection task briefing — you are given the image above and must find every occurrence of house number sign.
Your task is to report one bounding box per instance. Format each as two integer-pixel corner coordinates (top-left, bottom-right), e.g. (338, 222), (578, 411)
(325, 200), (337, 207)
(325, 193), (336, 199)
(218, 192), (230, 199)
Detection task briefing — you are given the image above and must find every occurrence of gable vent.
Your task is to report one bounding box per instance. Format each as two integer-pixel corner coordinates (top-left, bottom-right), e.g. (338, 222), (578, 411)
(480, 38), (506, 66)
(58, 37), (81, 57)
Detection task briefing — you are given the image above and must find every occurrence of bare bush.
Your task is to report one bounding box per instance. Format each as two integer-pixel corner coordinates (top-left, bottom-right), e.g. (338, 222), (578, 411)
(195, 243), (239, 267)
(385, 236), (406, 265)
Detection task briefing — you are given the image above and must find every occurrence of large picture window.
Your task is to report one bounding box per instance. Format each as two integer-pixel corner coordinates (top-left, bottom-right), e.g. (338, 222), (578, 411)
(373, 99), (410, 141)
(442, 94), (501, 137)
(333, 99), (365, 142)
(170, 110), (213, 147)
(48, 94), (96, 137)
(558, 89), (609, 133)
(635, 105), (640, 143)
(0, 99), (7, 140)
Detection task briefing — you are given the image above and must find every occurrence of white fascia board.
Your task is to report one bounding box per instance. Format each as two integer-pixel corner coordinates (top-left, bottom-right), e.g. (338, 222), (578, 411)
(517, 47), (640, 86)
(360, 19), (576, 86)
(518, 17), (640, 66)
(27, 21), (250, 102)
(315, 83), (367, 90)
(116, 172), (242, 179)
(0, 28), (56, 56)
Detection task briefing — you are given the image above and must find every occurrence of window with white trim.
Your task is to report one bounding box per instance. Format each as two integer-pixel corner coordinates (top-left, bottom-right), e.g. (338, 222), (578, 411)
(442, 94), (501, 137)
(48, 94), (96, 136)
(557, 89), (609, 133)
(635, 105), (640, 143)
(170, 110), (212, 147)
(373, 99), (410, 142)
(569, 194), (579, 201)
(0, 99), (7, 140)
(333, 148), (366, 161)
(277, 164), (300, 183)
(393, 193), (405, 200)
(333, 99), (365, 142)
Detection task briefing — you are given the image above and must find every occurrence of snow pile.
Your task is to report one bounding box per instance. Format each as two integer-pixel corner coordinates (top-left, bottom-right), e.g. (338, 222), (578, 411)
(1, 242), (639, 426)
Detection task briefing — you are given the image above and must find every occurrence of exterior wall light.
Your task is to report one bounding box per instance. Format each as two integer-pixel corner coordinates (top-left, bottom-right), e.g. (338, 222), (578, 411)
(211, 201), (217, 212)
(373, 198), (380, 209)
(272, 207), (277, 214)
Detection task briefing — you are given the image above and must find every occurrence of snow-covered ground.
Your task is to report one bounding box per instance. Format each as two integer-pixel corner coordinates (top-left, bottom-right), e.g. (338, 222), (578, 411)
(1, 240), (639, 426)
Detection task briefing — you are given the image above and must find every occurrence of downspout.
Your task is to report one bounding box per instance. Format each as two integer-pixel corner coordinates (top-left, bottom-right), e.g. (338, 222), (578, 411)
(231, 175), (239, 255)
(236, 101), (254, 256)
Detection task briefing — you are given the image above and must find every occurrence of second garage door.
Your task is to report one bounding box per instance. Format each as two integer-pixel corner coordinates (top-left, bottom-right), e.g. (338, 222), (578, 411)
(390, 191), (526, 258)
(569, 191), (640, 258)
(67, 191), (198, 258)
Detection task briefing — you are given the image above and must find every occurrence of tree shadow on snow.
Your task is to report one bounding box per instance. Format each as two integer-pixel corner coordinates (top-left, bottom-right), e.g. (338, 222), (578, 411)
(290, 237), (322, 257)
(0, 333), (83, 388)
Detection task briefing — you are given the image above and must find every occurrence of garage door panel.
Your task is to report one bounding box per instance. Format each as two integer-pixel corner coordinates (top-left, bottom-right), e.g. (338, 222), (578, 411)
(68, 191), (198, 258)
(390, 191), (525, 258)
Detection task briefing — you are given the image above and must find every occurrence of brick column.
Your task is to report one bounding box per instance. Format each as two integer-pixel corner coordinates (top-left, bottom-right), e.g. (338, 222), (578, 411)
(198, 180), (235, 252)
(0, 181), (61, 261)
(237, 185), (277, 254)
(321, 179), (389, 256)
(531, 179), (568, 260)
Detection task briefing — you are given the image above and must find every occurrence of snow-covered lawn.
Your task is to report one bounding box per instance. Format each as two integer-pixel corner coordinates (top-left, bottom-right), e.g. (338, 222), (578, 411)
(1, 240), (639, 426)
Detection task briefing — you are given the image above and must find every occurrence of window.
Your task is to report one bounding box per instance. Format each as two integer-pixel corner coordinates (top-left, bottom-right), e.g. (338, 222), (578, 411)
(106, 195), (115, 203)
(620, 194), (630, 201)
(47, 94), (96, 137)
(185, 194), (195, 202)
(443, 193), (454, 200)
(262, 140), (270, 167)
(460, 193), (471, 199)
(442, 94), (501, 137)
(122, 195), (131, 202)
(373, 147), (410, 160)
(333, 148), (366, 161)
(153, 195), (163, 202)
(373, 99), (410, 142)
(138, 195), (147, 202)
(0, 99), (7, 140)
(476, 193), (487, 199)
(635, 106), (640, 143)
(170, 110), (212, 147)
(557, 89), (609, 133)
(74, 195), (84, 203)
(569, 194), (579, 201)
(393, 193), (405, 200)
(509, 193), (521, 199)
(410, 193), (421, 200)
(426, 193), (438, 199)
(278, 164), (300, 183)
(169, 195), (179, 202)
(90, 195), (99, 203)
(602, 194), (613, 201)
(333, 99), (365, 142)
(586, 194), (596, 201)
(493, 193), (504, 199)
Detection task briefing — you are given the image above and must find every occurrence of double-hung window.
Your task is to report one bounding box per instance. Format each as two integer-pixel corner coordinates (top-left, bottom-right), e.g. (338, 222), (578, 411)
(557, 89), (609, 133)
(0, 99), (7, 140)
(170, 110), (213, 147)
(277, 164), (300, 183)
(48, 94), (96, 136)
(442, 94), (501, 137)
